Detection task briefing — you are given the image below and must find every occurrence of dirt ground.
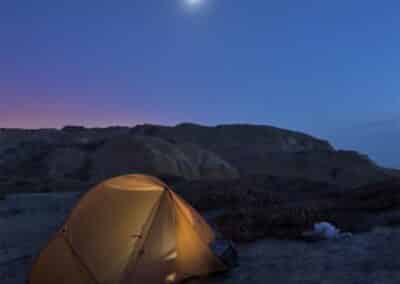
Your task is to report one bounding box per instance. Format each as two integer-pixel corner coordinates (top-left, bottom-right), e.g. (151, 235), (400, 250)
(192, 226), (400, 284)
(1, 193), (400, 284)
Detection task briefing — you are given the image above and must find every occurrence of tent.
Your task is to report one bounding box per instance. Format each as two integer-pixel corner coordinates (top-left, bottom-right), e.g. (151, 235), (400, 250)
(29, 174), (227, 284)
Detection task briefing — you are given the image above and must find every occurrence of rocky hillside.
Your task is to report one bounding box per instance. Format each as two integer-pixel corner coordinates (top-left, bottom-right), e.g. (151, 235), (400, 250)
(0, 123), (397, 194)
(134, 123), (394, 187)
(0, 126), (240, 193)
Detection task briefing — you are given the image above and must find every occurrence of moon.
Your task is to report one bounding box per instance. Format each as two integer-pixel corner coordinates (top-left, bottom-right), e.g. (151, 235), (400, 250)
(184, 0), (205, 9)
(181, 0), (209, 13)
(186, 0), (203, 6)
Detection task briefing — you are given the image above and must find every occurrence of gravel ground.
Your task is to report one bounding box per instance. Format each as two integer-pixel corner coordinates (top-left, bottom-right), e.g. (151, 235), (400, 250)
(0, 193), (80, 284)
(192, 226), (400, 284)
(1, 193), (400, 284)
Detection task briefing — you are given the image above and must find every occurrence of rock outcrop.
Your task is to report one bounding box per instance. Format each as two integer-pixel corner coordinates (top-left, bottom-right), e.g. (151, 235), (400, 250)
(90, 134), (238, 182)
(0, 123), (397, 194)
(133, 123), (393, 187)
(0, 127), (239, 194)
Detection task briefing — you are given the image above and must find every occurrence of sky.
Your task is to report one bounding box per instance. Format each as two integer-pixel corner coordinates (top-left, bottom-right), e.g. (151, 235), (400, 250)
(1, 0), (399, 167)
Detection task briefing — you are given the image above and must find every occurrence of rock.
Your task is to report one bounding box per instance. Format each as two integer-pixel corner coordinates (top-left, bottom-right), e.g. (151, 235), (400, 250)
(133, 123), (394, 187)
(90, 135), (238, 183)
(0, 123), (398, 194)
(45, 148), (88, 179)
(178, 143), (239, 179)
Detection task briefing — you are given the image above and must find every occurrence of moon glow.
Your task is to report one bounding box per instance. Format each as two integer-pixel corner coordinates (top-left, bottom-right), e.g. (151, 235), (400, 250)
(186, 0), (203, 6)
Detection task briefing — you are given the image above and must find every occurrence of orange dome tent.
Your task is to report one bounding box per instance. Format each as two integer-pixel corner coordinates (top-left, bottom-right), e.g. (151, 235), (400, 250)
(29, 174), (226, 284)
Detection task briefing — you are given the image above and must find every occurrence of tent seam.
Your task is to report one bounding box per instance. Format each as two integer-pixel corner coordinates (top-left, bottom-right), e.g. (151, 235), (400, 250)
(118, 190), (165, 283)
(170, 191), (228, 273)
(62, 234), (100, 284)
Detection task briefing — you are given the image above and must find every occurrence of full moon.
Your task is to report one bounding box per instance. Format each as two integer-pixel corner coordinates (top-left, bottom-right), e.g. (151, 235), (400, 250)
(185, 0), (203, 6)
(181, 0), (208, 13)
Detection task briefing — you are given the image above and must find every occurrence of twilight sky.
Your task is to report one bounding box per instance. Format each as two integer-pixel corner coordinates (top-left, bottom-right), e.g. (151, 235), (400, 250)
(1, 1), (399, 167)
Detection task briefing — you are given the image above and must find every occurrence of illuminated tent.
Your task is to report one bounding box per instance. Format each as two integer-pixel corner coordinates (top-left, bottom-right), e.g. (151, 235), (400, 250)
(29, 174), (226, 284)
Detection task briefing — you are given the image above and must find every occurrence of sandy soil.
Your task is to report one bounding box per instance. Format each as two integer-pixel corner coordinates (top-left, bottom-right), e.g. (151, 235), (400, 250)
(1, 193), (400, 284)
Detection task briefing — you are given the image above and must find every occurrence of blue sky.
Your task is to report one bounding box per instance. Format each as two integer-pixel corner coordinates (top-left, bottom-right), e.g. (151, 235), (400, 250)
(1, 0), (399, 167)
